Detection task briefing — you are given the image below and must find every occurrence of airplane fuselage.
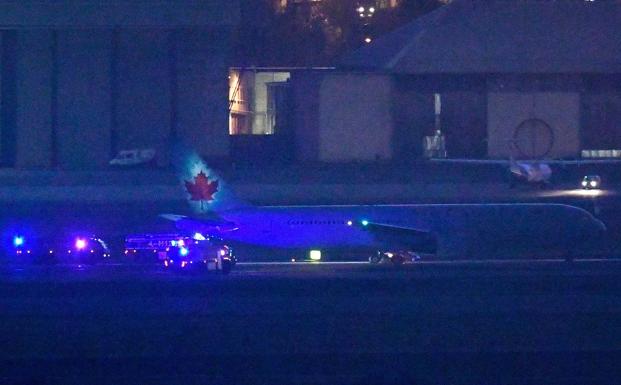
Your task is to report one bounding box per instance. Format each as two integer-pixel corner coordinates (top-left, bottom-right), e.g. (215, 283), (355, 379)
(179, 203), (605, 259)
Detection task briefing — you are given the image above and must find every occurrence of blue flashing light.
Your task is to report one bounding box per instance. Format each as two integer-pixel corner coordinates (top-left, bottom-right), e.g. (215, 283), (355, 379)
(179, 247), (189, 256)
(75, 238), (87, 250)
(13, 236), (24, 247)
(361, 220), (369, 226)
(171, 240), (177, 247)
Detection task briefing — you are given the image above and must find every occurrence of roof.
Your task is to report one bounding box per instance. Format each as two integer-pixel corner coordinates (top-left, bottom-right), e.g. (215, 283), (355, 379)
(340, 0), (621, 74)
(0, 0), (240, 28)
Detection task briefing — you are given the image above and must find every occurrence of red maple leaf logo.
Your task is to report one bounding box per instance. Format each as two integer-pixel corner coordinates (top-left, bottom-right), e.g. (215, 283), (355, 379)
(185, 171), (219, 209)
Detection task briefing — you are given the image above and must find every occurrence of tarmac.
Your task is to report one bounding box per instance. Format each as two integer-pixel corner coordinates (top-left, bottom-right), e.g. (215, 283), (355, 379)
(2, 260), (621, 384)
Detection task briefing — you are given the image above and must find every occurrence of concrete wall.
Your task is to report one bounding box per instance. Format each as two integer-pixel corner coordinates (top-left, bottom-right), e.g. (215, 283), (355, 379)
(318, 73), (393, 161)
(15, 30), (53, 169)
(487, 92), (580, 159)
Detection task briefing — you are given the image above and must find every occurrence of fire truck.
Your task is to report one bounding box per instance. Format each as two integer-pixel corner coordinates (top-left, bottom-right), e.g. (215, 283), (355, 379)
(124, 233), (235, 274)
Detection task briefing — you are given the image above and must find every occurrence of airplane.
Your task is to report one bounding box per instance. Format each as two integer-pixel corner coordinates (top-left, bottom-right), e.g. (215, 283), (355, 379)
(429, 157), (552, 188)
(161, 143), (607, 263)
(430, 140), (553, 188)
(508, 158), (552, 188)
(506, 140), (552, 188)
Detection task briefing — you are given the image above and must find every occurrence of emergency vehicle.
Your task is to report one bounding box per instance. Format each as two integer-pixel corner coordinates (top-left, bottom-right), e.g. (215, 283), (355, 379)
(124, 233), (235, 273)
(6, 233), (111, 264)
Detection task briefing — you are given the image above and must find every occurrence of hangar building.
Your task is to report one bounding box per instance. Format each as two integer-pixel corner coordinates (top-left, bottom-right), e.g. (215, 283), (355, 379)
(296, 0), (621, 162)
(0, 0), (239, 169)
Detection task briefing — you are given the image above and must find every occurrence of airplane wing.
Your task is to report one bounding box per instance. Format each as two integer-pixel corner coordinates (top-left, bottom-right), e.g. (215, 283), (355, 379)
(358, 221), (437, 254)
(429, 158), (510, 165)
(160, 214), (238, 235)
(430, 158), (621, 165)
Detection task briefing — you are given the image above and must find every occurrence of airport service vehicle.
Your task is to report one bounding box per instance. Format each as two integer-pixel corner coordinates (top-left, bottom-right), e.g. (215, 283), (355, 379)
(581, 175), (602, 190)
(109, 148), (156, 167)
(124, 233), (235, 273)
(160, 142), (606, 263)
(7, 234), (111, 264)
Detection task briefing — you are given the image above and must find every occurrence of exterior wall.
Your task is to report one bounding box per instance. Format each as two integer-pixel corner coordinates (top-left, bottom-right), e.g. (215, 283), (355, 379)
(15, 30), (53, 169)
(487, 92), (580, 159)
(581, 76), (621, 150)
(1, 26), (233, 169)
(177, 29), (231, 159)
(318, 73), (393, 161)
(392, 87), (433, 160)
(0, 31), (6, 160)
(311, 72), (616, 162)
(582, 92), (621, 149)
(440, 92), (487, 158)
(291, 70), (323, 161)
(0, 30), (17, 167)
(391, 75), (487, 160)
(57, 30), (111, 169)
(0, 1), (238, 169)
(117, 29), (170, 165)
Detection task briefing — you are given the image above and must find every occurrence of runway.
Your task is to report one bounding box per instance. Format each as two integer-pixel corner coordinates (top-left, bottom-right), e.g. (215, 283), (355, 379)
(3, 257), (621, 280)
(2, 260), (621, 384)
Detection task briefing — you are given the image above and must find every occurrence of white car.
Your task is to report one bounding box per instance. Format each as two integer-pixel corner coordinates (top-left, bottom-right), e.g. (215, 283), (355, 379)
(109, 148), (156, 167)
(581, 175), (602, 190)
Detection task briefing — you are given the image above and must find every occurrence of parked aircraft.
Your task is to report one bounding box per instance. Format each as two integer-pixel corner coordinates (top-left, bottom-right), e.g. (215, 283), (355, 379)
(508, 158), (552, 188)
(430, 157), (552, 188)
(161, 143), (606, 262)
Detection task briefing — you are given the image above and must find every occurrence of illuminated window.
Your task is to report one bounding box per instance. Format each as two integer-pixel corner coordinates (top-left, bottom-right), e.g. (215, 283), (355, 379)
(229, 68), (291, 135)
(366, 0), (401, 10)
(230, 113), (249, 135)
(274, 0), (288, 13)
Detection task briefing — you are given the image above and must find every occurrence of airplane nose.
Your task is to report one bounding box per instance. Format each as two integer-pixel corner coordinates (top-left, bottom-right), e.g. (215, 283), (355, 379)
(594, 218), (607, 235)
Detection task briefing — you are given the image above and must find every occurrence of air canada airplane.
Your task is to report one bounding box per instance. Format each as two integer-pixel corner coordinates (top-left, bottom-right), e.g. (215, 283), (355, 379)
(161, 144), (606, 262)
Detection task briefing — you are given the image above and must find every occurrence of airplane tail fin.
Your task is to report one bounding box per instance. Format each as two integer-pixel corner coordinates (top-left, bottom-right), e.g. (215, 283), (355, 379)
(171, 141), (249, 214)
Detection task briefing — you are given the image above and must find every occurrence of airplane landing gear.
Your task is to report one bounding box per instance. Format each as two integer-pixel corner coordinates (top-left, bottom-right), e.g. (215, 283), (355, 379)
(391, 253), (406, 265)
(369, 252), (382, 264)
(370, 251), (418, 265)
